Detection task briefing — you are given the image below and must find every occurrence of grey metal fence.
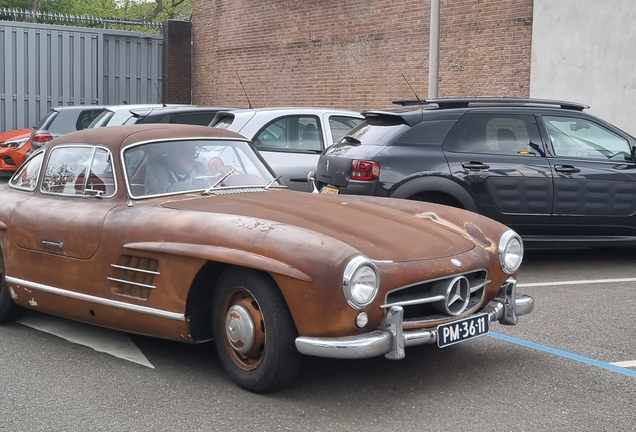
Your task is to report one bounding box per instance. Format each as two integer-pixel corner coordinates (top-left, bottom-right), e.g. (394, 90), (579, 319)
(0, 19), (163, 133)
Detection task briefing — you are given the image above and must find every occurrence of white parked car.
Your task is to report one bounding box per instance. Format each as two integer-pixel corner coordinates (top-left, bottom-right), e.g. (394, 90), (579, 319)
(211, 108), (363, 191)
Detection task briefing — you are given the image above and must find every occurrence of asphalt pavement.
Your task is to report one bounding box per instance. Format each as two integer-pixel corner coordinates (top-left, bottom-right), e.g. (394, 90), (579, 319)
(0, 170), (635, 431)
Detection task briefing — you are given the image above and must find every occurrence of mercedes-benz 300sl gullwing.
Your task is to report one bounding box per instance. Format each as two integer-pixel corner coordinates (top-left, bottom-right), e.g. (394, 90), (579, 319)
(0, 124), (534, 393)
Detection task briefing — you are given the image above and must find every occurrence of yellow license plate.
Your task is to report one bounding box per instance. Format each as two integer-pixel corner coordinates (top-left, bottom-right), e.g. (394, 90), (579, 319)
(321, 186), (340, 194)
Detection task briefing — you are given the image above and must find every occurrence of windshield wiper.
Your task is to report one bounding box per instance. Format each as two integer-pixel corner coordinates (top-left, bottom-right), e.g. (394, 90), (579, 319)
(202, 168), (235, 195)
(264, 175), (283, 190)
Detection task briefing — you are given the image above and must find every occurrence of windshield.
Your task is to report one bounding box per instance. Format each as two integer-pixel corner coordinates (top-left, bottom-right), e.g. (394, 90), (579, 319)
(88, 110), (115, 128)
(123, 139), (282, 198)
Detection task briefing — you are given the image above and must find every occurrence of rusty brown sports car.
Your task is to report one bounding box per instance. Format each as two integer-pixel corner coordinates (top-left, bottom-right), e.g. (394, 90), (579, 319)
(0, 124), (534, 392)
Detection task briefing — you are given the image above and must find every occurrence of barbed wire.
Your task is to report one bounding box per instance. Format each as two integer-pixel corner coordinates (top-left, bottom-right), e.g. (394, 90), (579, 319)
(0, 7), (163, 32)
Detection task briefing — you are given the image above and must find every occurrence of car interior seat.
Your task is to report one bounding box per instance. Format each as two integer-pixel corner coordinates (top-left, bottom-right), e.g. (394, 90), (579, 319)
(497, 128), (519, 153)
(301, 124), (321, 150)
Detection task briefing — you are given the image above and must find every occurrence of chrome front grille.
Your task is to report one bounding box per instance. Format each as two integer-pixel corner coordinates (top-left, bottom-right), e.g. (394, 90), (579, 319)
(382, 270), (488, 324)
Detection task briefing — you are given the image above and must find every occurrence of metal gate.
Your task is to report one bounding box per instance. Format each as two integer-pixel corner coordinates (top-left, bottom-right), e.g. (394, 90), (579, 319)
(0, 20), (163, 133)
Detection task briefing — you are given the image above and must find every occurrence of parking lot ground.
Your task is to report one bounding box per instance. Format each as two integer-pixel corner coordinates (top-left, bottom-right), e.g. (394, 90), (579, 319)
(1, 238), (636, 430)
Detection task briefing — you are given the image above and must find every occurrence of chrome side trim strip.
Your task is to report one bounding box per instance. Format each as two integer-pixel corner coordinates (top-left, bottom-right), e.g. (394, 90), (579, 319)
(6, 276), (184, 321)
(110, 264), (161, 275)
(106, 277), (156, 289)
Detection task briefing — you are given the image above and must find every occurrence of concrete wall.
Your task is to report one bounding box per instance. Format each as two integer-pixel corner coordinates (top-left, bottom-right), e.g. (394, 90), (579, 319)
(530, 0), (636, 135)
(192, 0), (533, 111)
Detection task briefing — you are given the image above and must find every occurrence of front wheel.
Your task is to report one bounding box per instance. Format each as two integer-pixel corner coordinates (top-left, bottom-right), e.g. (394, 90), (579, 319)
(211, 269), (302, 393)
(0, 249), (21, 323)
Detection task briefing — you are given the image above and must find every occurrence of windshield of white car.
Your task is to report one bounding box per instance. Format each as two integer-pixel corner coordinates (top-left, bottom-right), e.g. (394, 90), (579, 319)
(123, 139), (283, 198)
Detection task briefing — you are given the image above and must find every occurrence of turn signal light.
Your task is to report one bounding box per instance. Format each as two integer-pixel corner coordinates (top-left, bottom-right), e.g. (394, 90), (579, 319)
(351, 160), (380, 181)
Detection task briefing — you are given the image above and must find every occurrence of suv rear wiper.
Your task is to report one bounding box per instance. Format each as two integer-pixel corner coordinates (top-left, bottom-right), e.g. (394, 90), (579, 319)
(341, 135), (362, 145)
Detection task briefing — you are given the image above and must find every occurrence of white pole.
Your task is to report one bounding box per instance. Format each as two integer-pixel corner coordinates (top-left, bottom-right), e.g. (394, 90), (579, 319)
(428, 0), (440, 99)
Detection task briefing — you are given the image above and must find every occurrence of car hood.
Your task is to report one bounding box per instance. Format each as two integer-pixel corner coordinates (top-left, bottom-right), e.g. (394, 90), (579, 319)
(160, 190), (475, 262)
(0, 128), (32, 142)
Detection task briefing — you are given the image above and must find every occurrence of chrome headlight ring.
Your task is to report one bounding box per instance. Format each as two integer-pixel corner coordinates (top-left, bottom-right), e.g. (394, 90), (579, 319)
(342, 256), (380, 310)
(498, 230), (524, 274)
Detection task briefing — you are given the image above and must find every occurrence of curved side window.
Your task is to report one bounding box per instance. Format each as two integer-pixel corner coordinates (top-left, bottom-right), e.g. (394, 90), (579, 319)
(40, 146), (116, 198)
(9, 152), (44, 191)
(253, 116), (324, 152)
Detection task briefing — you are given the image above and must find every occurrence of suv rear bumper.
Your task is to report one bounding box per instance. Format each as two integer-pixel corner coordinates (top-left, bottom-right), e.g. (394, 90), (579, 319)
(295, 278), (533, 360)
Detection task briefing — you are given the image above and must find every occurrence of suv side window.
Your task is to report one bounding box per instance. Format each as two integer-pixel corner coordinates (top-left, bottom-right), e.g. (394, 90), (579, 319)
(328, 116), (362, 144)
(444, 114), (541, 156)
(543, 116), (631, 161)
(76, 110), (104, 130)
(254, 116), (323, 152)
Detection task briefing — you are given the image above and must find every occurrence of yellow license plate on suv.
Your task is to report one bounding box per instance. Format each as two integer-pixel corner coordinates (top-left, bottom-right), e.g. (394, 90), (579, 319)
(321, 186), (340, 195)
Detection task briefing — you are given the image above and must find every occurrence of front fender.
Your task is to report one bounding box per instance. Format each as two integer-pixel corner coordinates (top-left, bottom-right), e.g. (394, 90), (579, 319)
(123, 242), (312, 282)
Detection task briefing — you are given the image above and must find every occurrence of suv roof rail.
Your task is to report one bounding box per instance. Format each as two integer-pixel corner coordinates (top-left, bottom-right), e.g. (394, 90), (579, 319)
(392, 97), (589, 111)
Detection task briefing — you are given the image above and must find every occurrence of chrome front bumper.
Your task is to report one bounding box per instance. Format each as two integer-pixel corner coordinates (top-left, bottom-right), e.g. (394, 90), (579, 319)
(295, 278), (533, 360)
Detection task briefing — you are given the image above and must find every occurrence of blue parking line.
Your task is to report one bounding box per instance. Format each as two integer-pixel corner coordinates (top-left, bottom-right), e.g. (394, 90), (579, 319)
(489, 332), (636, 378)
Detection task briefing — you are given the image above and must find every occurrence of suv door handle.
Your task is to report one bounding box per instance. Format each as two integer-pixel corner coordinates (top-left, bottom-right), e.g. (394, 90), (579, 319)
(554, 164), (581, 174)
(461, 161), (490, 170)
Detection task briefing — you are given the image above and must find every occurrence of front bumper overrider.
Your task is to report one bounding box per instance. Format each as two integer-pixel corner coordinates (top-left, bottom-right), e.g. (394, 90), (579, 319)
(295, 278), (533, 360)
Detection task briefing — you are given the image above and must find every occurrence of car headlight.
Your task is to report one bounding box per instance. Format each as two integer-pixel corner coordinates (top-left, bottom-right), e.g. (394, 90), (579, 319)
(0, 137), (29, 151)
(498, 230), (524, 274)
(342, 256), (379, 309)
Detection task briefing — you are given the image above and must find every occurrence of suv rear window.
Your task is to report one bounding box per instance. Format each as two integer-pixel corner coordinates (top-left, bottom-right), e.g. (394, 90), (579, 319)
(340, 115), (410, 145)
(34, 110), (59, 131)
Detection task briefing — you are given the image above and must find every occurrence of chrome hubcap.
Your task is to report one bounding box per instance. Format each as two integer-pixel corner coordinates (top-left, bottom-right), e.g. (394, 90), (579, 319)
(225, 304), (255, 354)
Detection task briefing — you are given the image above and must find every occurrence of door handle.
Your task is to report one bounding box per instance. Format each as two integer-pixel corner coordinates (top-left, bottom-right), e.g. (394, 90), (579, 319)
(461, 161), (490, 170)
(41, 240), (64, 249)
(554, 165), (581, 174)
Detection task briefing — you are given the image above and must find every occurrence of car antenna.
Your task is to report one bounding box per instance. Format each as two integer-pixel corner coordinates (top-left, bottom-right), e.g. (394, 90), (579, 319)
(401, 74), (424, 104)
(154, 82), (167, 108)
(236, 71), (253, 109)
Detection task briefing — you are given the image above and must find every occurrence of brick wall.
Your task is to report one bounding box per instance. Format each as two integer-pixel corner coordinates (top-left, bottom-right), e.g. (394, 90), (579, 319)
(163, 20), (192, 104)
(192, 0), (533, 111)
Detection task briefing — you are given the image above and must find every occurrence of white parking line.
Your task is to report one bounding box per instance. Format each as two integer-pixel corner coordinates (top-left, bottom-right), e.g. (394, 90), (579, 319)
(517, 277), (636, 288)
(611, 360), (636, 368)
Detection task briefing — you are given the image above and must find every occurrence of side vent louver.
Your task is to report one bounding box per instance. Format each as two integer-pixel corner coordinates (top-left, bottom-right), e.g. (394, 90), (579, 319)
(107, 255), (160, 300)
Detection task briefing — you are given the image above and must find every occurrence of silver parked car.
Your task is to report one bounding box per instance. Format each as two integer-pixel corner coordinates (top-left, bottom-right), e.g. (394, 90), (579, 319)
(211, 108), (363, 191)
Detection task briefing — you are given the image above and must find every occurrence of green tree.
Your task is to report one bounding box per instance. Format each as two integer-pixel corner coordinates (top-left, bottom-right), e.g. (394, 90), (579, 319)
(0, 0), (191, 21)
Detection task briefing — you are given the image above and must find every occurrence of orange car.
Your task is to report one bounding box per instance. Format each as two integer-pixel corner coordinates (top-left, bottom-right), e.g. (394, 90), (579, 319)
(0, 128), (32, 172)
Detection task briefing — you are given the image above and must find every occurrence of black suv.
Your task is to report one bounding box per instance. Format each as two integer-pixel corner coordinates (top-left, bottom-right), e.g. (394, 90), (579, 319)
(314, 98), (636, 247)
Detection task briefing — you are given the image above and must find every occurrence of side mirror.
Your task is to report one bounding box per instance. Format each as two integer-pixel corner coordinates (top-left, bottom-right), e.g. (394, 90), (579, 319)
(631, 146), (636, 162)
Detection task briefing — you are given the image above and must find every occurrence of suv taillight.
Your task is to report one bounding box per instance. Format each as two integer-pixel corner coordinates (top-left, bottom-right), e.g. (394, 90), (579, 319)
(351, 160), (380, 181)
(32, 133), (53, 143)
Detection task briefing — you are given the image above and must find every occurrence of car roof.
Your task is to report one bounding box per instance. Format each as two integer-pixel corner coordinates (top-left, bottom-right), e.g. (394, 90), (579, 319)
(363, 97), (592, 125)
(219, 107), (363, 117)
(51, 105), (107, 112)
(47, 124), (249, 152)
(102, 104), (182, 113)
(129, 105), (238, 116)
